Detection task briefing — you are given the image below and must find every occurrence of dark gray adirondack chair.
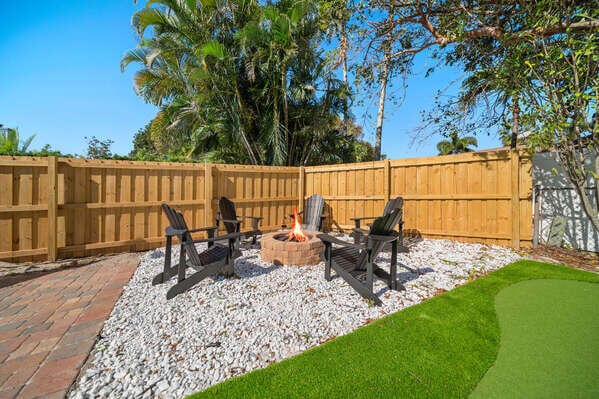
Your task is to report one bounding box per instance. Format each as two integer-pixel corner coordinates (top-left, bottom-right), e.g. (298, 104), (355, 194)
(217, 197), (262, 244)
(289, 194), (326, 231)
(154, 203), (240, 299)
(318, 208), (404, 305)
(351, 196), (405, 251)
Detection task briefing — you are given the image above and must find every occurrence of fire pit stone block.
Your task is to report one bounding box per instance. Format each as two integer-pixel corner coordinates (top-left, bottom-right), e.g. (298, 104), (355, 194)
(260, 230), (324, 266)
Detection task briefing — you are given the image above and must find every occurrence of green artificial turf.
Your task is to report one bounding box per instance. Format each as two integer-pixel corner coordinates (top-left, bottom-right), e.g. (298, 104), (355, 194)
(471, 279), (599, 398)
(189, 261), (599, 399)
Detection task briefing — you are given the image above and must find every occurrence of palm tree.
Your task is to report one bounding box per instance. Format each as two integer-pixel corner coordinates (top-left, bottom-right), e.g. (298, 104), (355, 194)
(436, 131), (478, 155)
(122, 0), (347, 166)
(0, 127), (35, 155)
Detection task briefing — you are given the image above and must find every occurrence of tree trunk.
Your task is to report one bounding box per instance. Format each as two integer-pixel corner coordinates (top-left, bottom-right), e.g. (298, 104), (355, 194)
(510, 94), (520, 148)
(282, 63), (295, 166)
(560, 145), (599, 233)
(340, 23), (349, 135)
(374, 3), (394, 161)
(374, 61), (388, 161)
(573, 178), (599, 232)
(595, 155), (599, 213)
(233, 85), (259, 165)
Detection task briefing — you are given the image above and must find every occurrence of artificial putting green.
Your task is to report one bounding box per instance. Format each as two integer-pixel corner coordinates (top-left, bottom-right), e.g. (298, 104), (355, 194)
(189, 261), (599, 398)
(471, 279), (599, 398)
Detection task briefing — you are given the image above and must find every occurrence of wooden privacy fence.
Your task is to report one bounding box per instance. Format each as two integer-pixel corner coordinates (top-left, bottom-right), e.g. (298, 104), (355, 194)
(303, 149), (532, 248)
(0, 149), (531, 263)
(0, 157), (297, 263)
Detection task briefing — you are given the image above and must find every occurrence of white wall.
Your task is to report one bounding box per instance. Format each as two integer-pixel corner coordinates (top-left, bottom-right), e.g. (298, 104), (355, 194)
(533, 150), (598, 253)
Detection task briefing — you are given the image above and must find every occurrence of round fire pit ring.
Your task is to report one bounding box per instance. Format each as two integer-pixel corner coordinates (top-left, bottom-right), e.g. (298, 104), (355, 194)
(260, 230), (324, 266)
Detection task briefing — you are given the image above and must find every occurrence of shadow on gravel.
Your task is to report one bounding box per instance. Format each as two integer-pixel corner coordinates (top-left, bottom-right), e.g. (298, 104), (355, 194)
(234, 257), (283, 278)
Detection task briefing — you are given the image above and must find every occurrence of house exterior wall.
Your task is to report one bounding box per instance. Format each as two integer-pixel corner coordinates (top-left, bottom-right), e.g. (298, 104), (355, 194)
(533, 150), (598, 253)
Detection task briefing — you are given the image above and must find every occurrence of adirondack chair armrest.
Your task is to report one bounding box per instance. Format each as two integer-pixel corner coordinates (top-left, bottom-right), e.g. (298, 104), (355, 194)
(188, 226), (218, 233)
(349, 216), (376, 221)
(165, 226), (188, 237)
(237, 215), (261, 231)
(368, 233), (399, 244)
(317, 233), (366, 250)
(215, 217), (241, 225)
(239, 215), (263, 220)
(194, 231), (241, 244)
(350, 216), (376, 229)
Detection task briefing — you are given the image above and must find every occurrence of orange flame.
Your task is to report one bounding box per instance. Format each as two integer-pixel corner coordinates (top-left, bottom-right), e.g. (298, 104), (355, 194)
(287, 207), (308, 242)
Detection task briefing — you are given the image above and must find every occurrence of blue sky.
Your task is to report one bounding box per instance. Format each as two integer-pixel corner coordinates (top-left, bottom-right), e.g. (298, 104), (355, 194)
(0, 0), (503, 159)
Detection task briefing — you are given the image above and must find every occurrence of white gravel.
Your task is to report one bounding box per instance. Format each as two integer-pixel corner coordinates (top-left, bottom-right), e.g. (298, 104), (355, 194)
(69, 236), (521, 398)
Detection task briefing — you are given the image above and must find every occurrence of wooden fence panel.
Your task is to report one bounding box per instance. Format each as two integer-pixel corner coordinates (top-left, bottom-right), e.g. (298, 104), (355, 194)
(0, 149), (532, 263)
(304, 150), (533, 247)
(213, 165), (298, 232)
(0, 157), (49, 262)
(52, 159), (209, 260)
(304, 161), (388, 230)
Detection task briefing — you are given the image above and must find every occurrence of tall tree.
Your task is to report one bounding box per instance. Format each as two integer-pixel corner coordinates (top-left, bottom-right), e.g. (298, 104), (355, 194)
(518, 31), (599, 231)
(123, 0), (357, 166)
(381, 0), (598, 231)
(319, 0), (353, 132)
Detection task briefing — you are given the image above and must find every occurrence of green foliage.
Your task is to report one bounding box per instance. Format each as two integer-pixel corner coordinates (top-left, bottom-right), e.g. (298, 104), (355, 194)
(0, 127), (36, 155)
(436, 131), (477, 155)
(411, 1), (598, 230)
(85, 136), (114, 159)
(123, 0), (369, 166)
(0, 125), (73, 157)
(129, 123), (158, 159)
(28, 144), (72, 157)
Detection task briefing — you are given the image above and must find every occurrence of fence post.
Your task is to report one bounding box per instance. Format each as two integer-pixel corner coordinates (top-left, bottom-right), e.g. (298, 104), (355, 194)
(204, 163), (214, 229)
(511, 149), (521, 249)
(298, 166), (305, 212)
(532, 185), (540, 248)
(47, 156), (58, 261)
(383, 160), (391, 203)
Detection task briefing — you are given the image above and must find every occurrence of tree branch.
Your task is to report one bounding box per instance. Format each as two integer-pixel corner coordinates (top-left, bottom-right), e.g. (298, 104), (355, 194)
(389, 16), (599, 60)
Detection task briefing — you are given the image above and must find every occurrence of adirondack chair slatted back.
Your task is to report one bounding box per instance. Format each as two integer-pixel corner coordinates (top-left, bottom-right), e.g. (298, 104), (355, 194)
(303, 194), (325, 231)
(357, 208), (402, 269)
(218, 197), (238, 234)
(384, 197), (403, 216)
(162, 204), (204, 267)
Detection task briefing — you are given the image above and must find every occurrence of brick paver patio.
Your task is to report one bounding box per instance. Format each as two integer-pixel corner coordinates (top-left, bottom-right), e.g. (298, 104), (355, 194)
(0, 253), (139, 399)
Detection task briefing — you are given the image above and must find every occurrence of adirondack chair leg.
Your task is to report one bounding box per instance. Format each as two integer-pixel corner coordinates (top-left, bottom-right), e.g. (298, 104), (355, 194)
(390, 240), (398, 290)
(153, 235), (177, 285)
(366, 257), (374, 297)
(165, 235), (172, 272)
(166, 260), (226, 299)
(324, 244), (332, 281)
(220, 239), (236, 277)
(352, 219), (362, 243)
(207, 228), (214, 248)
(215, 212), (220, 235)
(251, 219), (259, 244)
(178, 244), (187, 283)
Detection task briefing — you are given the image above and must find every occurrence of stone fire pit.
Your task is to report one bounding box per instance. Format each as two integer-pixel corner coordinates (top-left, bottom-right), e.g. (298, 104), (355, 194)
(260, 230), (324, 266)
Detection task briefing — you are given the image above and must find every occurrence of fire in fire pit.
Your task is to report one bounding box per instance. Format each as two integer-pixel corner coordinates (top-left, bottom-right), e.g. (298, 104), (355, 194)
(260, 207), (324, 266)
(285, 207), (308, 242)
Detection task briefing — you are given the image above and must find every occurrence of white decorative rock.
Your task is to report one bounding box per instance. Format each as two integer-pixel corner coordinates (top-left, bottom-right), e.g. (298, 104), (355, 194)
(69, 237), (520, 398)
